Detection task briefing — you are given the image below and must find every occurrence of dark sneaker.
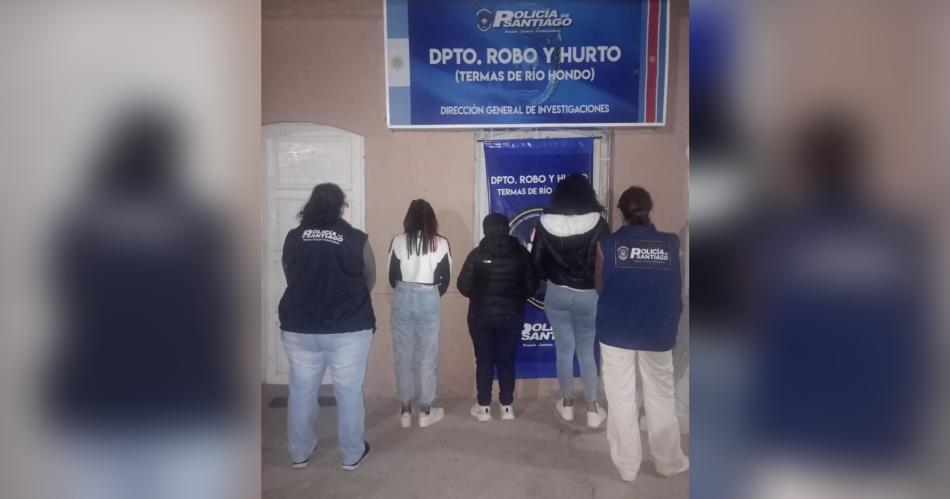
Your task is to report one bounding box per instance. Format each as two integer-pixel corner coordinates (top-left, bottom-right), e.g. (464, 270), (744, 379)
(292, 444), (316, 469)
(341, 441), (370, 471)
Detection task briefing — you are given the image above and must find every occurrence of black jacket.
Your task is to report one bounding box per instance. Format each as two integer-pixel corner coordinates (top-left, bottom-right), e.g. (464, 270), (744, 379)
(457, 234), (540, 318)
(530, 212), (610, 290)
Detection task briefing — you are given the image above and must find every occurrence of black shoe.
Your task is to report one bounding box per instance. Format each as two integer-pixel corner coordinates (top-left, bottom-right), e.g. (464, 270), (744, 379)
(292, 444), (317, 469)
(341, 441), (370, 471)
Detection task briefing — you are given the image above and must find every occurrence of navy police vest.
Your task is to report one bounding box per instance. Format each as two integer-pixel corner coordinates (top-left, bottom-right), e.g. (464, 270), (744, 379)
(279, 219), (375, 334)
(596, 224), (682, 351)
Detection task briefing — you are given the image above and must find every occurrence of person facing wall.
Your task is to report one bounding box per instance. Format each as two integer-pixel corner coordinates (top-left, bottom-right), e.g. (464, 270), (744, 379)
(48, 107), (243, 498)
(388, 199), (452, 428)
(278, 182), (375, 471)
(457, 213), (540, 422)
(530, 173), (610, 428)
(595, 186), (689, 482)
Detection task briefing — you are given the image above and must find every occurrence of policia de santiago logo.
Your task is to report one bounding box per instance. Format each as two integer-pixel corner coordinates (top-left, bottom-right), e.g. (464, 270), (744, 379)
(475, 8), (573, 32)
(476, 9), (493, 31)
(616, 240), (672, 269)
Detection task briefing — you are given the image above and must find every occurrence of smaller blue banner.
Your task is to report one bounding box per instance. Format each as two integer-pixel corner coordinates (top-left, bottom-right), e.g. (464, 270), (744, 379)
(483, 138), (593, 378)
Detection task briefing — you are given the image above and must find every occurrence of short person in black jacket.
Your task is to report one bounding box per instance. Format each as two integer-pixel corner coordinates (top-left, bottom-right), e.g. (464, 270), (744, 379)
(458, 214), (539, 421)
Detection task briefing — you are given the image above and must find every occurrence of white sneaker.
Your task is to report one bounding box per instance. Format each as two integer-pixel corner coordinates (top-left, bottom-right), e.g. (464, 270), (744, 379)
(418, 407), (444, 427)
(399, 409), (412, 429)
(470, 404), (492, 422)
(587, 406), (607, 428)
(657, 458), (690, 477)
(500, 404), (515, 420)
(556, 399), (574, 421)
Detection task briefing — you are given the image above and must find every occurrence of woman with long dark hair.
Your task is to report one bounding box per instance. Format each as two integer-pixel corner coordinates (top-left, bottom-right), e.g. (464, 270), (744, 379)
(388, 199), (452, 428)
(531, 173), (610, 428)
(278, 183), (375, 470)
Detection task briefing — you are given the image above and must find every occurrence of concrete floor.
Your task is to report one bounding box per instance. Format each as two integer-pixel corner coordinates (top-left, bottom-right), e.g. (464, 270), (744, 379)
(262, 385), (688, 499)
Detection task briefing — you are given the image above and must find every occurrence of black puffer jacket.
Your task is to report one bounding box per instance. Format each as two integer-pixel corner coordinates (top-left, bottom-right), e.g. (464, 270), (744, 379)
(530, 212), (610, 290)
(457, 233), (540, 318)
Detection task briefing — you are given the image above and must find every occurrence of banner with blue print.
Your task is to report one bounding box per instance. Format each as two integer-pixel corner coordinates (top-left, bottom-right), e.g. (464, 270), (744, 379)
(386, 0), (670, 128)
(483, 138), (593, 378)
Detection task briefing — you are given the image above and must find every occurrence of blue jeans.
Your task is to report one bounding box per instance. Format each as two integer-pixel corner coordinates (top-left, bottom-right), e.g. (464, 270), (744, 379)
(54, 427), (241, 499)
(544, 282), (599, 401)
(281, 329), (372, 465)
(391, 282), (441, 406)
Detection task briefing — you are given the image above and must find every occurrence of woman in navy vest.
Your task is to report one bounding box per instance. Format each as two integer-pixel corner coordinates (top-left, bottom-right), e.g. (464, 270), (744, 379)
(278, 183), (375, 471)
(595, 186), (689, 481)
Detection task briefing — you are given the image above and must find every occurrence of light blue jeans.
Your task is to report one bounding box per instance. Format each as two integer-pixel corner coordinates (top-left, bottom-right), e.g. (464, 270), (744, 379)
(391, 282), (441, 406)
(544, 282), (600, 401)
(281, 329), (372, 465)
(54, 427), (241, 499)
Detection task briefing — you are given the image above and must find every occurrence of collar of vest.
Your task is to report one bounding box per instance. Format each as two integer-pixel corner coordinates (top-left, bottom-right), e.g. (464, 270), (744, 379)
(619, 223), (657, 234)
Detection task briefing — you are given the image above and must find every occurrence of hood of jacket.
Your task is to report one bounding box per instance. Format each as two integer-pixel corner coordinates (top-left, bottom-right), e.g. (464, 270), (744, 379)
(531, 212), (608, 290)
(478, 233), (521, 256)
(539, 212), (602, 237)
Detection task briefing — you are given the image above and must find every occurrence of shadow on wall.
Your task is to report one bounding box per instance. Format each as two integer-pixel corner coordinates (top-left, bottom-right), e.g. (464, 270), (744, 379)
(436, 208), (471, 272)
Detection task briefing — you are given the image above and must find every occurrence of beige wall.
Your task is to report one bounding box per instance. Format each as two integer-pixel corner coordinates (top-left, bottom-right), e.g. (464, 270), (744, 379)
(263, 0), (689, 399)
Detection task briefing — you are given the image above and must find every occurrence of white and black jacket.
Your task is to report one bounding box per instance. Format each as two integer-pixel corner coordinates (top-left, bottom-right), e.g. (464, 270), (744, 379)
(388, 232), (452, 295)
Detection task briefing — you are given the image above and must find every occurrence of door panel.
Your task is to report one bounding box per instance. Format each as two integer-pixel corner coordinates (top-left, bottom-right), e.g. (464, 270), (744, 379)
(275, 138), (354, 187)
(262, 124), (365, 384)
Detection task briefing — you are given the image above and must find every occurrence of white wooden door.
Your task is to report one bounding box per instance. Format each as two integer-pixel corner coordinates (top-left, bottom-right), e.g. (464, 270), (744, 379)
(262, 123), (365, 384)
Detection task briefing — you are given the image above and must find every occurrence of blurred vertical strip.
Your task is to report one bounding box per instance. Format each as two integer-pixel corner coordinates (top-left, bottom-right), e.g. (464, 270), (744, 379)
(690, 1), (946, 499)
(0, 2), (260, 499)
